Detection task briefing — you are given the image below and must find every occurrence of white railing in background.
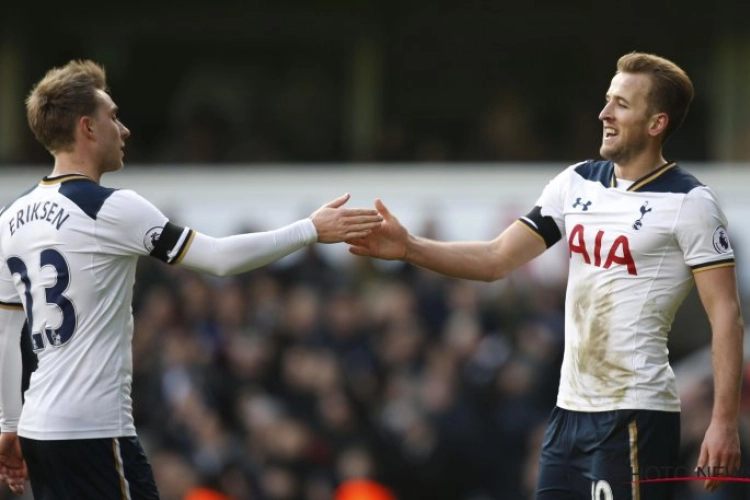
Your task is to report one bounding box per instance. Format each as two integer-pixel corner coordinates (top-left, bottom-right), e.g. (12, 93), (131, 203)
(3, 163), (750, 288)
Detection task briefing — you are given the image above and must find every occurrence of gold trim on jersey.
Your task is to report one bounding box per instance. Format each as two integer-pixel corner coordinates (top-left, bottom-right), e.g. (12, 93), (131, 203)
(0, 301), (23, 310)
(40, 173), (94, 185)
(515, 219), (547, 246)
(609, 162), (677, 191)
(693, 261), (736, 273)
(172, 230), (196, 265)
(629, 420), (641, 500)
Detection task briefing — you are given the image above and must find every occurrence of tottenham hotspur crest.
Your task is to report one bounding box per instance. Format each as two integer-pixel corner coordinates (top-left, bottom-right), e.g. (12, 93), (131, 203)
(632, 202), (652, 230)
(712, 226), (732, 254)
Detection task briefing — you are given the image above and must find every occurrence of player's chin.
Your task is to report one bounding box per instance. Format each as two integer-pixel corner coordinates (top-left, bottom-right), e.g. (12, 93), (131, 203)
(106, 159), (125, 173)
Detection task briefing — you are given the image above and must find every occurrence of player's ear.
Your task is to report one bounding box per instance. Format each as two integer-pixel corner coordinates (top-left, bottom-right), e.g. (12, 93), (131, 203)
(648, 113), (668, 138)
(79, 116), (95, 139)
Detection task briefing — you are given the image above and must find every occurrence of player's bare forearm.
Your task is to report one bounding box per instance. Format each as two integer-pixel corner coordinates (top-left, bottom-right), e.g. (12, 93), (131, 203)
(694, 267), (744, 490)
(700, 317), (743, 491)
(404, 222), (546, 282)
(694, 267), (744, 423)
(404, 237), (504, 281)
(348, 200), (547, 279)
(709, 315), (744, 424)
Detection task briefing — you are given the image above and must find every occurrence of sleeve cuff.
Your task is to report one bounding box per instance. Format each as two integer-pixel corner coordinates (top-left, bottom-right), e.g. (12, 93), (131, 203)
(298, 218), (318, 244)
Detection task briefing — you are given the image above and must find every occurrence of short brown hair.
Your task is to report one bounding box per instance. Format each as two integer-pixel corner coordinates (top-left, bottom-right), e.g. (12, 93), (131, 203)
(25, 60), (108, 153)
(616, 52), (694, 144)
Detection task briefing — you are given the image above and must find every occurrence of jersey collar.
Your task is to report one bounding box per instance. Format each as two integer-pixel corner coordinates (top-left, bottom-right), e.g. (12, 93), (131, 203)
(41, 173), (95, 185)
(610, 161), (677, 192)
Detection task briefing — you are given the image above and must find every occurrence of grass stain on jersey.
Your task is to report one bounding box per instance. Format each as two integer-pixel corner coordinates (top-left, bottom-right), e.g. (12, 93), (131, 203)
(572, 280), (631, 402)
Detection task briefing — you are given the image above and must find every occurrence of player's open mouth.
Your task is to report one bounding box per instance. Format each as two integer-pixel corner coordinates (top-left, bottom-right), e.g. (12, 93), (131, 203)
(603, 127), (617, 139)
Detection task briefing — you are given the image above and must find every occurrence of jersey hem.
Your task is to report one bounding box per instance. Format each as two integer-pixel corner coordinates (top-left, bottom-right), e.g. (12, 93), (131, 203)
(556, 400), (681, 413)
(18, 428), (137, 440)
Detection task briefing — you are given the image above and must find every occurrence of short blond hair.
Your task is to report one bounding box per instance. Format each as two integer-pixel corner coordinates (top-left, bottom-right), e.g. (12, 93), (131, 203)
(25, 60), (108, 153)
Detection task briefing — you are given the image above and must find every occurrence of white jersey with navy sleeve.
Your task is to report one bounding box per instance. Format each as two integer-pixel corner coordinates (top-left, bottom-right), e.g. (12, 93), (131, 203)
(519, 161), (734, 412)
(0, 174), (194, 439)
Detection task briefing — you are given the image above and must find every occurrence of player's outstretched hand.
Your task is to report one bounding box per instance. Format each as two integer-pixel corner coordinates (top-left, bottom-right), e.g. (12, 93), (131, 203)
(309, 193), (383, 244)
(347, 198), (409, 260)
(0, 432), (28, 496)
(696, 419), (741, 492)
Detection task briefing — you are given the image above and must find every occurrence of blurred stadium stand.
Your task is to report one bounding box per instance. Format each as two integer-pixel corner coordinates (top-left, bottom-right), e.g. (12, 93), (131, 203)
(2, 1), (750, 165)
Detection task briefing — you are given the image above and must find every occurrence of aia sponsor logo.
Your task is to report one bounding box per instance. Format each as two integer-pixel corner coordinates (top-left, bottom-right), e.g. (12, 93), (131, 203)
(568, 224), (637, 275)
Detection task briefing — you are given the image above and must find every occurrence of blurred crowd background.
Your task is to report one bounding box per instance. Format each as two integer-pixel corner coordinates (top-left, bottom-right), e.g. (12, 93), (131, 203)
(3, 1), (750, 499)
(125, 245), (750, 500)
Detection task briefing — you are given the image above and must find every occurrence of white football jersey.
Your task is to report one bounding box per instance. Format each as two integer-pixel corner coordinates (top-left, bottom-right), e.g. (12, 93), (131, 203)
(520, 161), (734, 412)
(0, 174), (193, 439)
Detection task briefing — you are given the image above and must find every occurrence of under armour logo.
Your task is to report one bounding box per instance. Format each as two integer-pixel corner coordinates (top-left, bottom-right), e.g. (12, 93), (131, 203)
(632, 202), (652, 230)
(572, 198), (592, 211)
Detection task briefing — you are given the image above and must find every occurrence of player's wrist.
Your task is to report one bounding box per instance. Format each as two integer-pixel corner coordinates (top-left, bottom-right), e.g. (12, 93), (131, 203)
(402, 234), (421, 262)
(708, 411), (740, 429)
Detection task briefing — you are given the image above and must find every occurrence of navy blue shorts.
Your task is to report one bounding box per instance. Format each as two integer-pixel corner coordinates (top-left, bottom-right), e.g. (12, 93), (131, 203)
(536, 406), (680, 500)
(19, 436), (160, 500)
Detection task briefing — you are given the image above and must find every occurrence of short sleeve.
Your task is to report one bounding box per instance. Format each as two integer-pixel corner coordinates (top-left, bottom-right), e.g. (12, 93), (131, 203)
(675, 186), (734, 270)
(533, 164), (578, 236)
(93, 189), (173, 257)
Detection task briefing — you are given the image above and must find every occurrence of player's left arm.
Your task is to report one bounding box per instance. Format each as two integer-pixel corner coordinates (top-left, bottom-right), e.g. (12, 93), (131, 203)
(694, 265), (744, 491)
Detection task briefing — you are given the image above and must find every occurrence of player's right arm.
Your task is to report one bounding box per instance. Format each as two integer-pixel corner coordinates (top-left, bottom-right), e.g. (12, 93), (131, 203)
(102, 191), (381, 277)
(175, 193), (381, 276)
(0, 258), (28, 491)
(348, 199), (550, 282)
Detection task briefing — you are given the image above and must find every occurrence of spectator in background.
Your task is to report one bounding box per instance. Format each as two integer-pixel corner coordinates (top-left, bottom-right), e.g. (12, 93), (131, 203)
(464, 85), (547, 162)
(156, 105), (234, 164)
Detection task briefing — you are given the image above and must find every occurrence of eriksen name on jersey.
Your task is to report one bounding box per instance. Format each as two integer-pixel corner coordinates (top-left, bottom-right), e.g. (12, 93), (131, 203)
(7, 201), (71, 236)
